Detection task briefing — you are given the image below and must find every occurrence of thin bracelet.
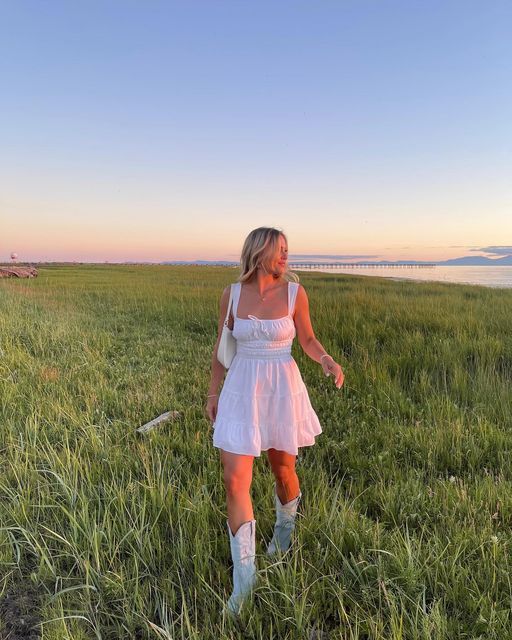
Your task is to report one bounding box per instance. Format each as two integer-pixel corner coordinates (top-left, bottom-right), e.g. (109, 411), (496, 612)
(207, 394), (218, 398)
(320, 354), (332, 362)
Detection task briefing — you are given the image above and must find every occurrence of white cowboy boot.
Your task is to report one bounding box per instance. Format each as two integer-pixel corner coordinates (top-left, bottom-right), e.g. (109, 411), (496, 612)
(266, 483), (302, 556)
(225, 519), (257, 616)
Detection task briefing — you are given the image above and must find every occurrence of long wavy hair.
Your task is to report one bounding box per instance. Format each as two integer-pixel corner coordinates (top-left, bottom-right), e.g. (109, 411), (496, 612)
(237, 227), (299, 284)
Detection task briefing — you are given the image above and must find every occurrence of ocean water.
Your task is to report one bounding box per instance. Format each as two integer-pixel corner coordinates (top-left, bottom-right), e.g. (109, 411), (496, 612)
(297, 266), (512, 289)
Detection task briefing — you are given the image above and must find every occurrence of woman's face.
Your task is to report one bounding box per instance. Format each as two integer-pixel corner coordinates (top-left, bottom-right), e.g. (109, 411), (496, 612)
(268, 235), (288, 276)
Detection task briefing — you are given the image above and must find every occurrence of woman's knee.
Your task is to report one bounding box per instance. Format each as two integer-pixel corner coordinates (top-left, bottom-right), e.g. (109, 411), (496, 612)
(271, 462), (295, 485)
(267, 449), (296, 484)
(223, 469), (252, 495)
(221, 452), (253, 495)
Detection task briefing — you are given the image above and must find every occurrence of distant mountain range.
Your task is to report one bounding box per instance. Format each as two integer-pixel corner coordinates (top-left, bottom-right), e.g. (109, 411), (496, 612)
(437, 255), (512, 266)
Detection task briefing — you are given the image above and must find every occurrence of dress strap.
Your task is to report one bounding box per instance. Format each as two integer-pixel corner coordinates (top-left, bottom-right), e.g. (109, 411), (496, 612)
(288, 282), (300, 317)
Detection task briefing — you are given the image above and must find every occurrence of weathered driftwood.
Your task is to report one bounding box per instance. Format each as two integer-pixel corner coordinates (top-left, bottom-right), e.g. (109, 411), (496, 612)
(0, 266), (38, 278)
(136, 410), (181, 433)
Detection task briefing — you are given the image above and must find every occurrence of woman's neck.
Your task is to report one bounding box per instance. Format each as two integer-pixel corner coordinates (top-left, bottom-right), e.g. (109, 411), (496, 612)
(248, 273), (284, 296)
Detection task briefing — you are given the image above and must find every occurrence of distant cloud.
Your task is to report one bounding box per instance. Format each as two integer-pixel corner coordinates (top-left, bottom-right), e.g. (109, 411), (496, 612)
(471, 246), (512, 256)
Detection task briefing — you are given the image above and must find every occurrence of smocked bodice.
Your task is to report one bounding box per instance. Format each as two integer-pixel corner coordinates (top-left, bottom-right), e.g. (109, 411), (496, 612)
(229, 282), (299, 359)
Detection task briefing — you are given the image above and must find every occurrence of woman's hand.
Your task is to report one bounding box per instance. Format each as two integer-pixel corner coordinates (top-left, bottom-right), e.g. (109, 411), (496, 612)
(205, 395), (219, 425)
(321, 356), (344, 389)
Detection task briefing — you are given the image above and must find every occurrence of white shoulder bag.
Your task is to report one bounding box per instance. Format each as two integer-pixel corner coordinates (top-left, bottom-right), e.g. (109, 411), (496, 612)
(217, 284), (237, 368)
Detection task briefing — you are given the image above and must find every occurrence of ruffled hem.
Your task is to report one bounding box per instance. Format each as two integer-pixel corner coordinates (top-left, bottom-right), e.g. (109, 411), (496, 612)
(212, 414), (322, 457)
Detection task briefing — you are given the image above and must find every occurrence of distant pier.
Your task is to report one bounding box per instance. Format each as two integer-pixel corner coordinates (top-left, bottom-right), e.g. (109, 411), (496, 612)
(289, 262), (436, 269)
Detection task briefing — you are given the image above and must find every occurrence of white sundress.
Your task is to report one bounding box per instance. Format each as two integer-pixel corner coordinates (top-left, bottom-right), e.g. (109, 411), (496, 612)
(212, 281), (322, 457)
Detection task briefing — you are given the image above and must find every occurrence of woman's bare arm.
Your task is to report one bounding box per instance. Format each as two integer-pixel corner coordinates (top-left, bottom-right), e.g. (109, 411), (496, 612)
(293, 284), (344, 388)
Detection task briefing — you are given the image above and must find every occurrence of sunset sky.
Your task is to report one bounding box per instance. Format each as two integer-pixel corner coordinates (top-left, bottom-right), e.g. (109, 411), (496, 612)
(1, 1), (510, 263)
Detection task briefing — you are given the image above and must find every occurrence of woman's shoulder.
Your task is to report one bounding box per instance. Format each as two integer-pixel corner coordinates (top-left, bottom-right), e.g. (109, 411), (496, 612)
(220, 285), (231, 304)
(292, 281), (305, 293)
(294, 283), (308, 307)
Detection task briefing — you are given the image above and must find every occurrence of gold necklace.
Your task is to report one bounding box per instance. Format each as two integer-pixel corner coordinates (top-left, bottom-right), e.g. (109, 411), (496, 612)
(256, 282), (283, 301)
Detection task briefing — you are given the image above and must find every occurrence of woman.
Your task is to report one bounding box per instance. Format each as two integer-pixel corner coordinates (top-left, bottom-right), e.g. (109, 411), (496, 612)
(205, 227), (344, 616)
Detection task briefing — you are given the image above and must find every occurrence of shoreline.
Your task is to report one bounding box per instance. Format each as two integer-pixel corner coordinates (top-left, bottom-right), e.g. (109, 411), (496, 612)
(294, 266), (512, 290)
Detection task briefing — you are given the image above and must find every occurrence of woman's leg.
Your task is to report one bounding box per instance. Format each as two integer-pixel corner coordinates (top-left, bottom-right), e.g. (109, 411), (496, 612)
(220, 449), (255, 535)
(265, 448), (302, 555)
(220, 450), (257, 615)
(266, 448), (300, 503)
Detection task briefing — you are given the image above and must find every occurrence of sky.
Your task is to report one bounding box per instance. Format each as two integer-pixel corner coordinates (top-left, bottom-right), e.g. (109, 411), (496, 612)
(1, 1), (510, 263)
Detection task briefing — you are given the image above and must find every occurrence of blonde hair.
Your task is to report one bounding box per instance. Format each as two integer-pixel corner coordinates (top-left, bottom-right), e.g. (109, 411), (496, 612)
(237, 227), (299, 284)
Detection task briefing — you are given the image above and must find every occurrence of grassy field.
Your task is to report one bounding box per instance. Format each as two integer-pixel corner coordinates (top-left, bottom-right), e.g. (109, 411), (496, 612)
(1, 265), (512, 639)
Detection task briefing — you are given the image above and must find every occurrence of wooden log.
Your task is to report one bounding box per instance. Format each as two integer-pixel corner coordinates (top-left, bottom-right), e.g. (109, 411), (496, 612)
(136, 410), (181, 433)
(0, 266), (38, 278)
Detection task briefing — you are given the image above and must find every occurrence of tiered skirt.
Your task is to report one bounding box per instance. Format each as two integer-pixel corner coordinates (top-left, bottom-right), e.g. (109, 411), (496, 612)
(212, 354), (322, 457)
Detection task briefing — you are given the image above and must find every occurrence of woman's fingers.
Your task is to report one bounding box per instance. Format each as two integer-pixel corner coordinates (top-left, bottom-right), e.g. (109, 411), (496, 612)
(206, 398), (218, 424)
(330, 362), (344, 388)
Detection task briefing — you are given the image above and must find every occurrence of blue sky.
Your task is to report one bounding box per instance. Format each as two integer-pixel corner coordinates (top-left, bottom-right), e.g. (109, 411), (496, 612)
(1, 1), (510, 262)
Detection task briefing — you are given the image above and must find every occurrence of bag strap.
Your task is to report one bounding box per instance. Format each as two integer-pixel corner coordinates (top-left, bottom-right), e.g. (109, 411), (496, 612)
(224, 284), (234, 325)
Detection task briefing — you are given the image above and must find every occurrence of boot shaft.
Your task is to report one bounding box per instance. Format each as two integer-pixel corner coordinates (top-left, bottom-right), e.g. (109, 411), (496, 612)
(226, 519), (257, 615)
(266, 484), (302, 556)
(227, 519), (256, 563)
(274, 484), (302, 525)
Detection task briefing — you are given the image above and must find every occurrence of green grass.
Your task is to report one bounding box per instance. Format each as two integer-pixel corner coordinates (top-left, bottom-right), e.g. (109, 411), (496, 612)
(1, 265), (511, 639)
